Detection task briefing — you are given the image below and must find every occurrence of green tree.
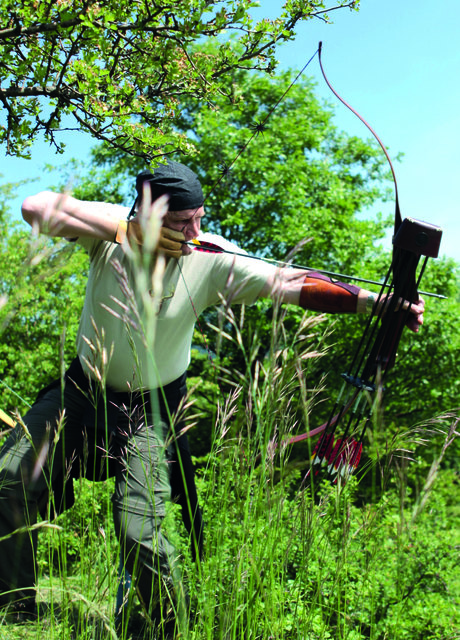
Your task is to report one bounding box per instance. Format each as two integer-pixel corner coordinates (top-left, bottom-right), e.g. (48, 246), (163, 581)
(0, 178), (87, 413)
(57, 64), (460, 461)
(46, 67), (393, 447)
(0, 0), (358, 158)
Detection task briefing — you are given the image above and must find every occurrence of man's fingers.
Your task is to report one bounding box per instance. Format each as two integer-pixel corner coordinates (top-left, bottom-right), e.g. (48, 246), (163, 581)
(159, 227), (185, 259)
(376, 294), (425, 333)
(161, 237), (183, 250)
(400, 297), (425, 316)
(161, 228), (185, 242)
(123, 222), (187, 258)
(401, 297), (424, 333)
(382, 295), (424, 313)
(406, 311), (423, 332)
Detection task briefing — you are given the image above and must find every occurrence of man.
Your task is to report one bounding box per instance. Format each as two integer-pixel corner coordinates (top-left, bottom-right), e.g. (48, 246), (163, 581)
(0, 161), (424, 633)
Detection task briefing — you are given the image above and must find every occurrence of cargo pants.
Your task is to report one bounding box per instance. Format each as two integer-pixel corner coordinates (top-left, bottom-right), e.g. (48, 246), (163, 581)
(0, 370), (179, 617)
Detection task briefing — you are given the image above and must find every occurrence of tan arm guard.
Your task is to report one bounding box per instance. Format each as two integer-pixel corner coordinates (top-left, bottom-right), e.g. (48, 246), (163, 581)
(299, 272), (361, 313)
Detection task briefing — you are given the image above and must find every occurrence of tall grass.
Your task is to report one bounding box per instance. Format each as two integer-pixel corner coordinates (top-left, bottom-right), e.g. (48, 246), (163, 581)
(0, 204), (458, 639)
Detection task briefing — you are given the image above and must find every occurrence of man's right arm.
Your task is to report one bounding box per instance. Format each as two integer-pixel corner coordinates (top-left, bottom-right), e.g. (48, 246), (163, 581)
(21, 191), (184, 258)
(21, 191), (129, 242)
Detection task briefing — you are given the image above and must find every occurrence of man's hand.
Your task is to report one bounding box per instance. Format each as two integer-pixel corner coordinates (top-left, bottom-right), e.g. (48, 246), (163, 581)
(376, 295), (425, 333)
(158, 227), (184, 259)
(121, 219), (184, 259)
(403, 297), (425, 333)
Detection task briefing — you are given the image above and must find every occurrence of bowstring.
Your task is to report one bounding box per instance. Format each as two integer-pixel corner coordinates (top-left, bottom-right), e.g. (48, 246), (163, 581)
(179, 44), (321, 234)
(177, 45), (322, 384)
(311, 43), (425, 480)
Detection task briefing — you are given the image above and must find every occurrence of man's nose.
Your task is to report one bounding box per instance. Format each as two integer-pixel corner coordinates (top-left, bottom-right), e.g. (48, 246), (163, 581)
(186, 217), (200, 238)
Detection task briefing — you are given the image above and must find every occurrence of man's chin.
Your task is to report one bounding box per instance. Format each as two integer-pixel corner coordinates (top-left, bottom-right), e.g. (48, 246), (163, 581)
(182, 244), (192, 256)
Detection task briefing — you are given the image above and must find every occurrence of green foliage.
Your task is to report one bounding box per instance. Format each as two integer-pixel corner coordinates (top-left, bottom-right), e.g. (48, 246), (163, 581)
(0, 0), (359, 159)
(175, 408), (460, 640)
(0, 182), (87, 413)
(37, 477), (116, 576)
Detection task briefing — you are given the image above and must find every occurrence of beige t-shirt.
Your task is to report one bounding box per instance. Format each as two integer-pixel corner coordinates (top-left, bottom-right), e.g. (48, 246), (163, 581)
(76, 232), (276, 391)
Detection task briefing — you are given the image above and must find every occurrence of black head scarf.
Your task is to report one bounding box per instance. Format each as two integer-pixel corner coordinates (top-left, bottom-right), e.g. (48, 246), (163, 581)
(129, 160), (204, 218)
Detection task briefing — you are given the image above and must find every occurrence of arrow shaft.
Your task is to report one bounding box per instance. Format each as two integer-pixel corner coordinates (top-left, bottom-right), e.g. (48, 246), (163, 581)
(184, 242), (446, 299)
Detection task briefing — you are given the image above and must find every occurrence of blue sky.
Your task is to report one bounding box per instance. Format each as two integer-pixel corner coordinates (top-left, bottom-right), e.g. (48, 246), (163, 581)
(253, 0), (459, 264)
(2, 0), (459, 263)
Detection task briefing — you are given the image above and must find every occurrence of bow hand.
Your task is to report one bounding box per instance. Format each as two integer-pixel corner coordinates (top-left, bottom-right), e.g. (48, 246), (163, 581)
(375, 294), (425, 333)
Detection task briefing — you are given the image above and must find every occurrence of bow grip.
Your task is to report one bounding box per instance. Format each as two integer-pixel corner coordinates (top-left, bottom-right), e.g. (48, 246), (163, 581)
(361, 217), (443, 383)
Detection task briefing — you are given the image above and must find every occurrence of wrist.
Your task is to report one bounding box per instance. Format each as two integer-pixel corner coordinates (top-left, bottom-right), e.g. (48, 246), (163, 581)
(356, 290), (377, 314)
(366, 293), (377, 314)
(114, 219), (128, 244)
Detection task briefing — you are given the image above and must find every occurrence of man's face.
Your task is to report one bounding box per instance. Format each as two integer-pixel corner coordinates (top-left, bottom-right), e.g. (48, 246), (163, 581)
(163, 206), (205, 255)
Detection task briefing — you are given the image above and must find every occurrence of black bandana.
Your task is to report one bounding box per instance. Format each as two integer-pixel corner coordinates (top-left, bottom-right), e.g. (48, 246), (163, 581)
(130, 161), (204, 217)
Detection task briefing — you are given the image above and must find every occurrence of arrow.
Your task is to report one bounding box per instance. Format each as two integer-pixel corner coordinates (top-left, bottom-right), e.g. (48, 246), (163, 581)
(185, 239), (447, 299)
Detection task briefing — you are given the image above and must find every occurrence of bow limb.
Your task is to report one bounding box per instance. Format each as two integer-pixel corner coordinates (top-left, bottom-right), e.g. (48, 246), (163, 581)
(295, 45), (444, 481)
(318, 41), (402, 235)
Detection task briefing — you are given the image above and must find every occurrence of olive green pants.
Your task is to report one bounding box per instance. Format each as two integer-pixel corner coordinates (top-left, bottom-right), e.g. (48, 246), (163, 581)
(0, 382), (176, 614)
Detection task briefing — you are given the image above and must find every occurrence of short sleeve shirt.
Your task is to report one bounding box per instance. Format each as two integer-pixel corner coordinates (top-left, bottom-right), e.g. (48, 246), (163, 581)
(76, 231), (277, 391)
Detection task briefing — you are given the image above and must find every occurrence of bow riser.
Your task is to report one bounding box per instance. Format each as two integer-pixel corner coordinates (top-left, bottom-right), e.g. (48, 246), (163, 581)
(360, 217), (442, 384)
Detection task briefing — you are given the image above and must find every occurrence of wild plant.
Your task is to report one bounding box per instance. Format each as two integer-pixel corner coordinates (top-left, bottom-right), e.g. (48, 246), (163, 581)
(0, 193), (458, 640)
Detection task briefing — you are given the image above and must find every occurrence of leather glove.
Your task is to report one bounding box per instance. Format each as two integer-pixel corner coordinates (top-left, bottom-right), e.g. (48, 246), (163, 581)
(115, 219), (184, 259)
(158, 227), (184, 259)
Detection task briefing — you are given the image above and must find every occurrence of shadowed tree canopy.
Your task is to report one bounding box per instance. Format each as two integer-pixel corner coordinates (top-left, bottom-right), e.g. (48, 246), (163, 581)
(0, 0), (359, 159)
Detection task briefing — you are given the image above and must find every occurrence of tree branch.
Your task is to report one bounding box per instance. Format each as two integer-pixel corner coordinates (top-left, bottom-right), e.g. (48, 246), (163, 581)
(0, 17), (82, 41)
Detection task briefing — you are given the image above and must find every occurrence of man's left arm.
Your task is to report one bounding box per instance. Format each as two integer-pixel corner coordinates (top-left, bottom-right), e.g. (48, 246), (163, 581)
(259, 268), (425, 333)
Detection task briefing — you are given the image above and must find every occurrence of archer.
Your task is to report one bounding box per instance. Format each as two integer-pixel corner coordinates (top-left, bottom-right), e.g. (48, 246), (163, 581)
(0, 160), (424, 635)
